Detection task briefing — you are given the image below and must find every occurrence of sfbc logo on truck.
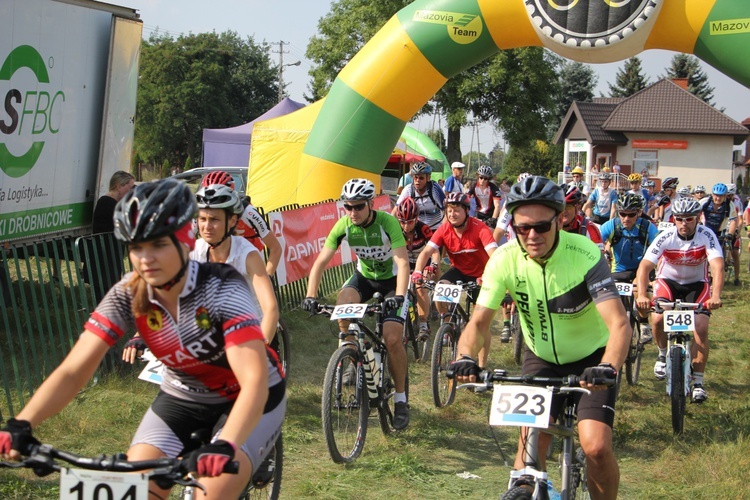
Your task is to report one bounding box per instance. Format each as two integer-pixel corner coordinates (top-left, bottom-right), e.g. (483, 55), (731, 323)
(0, 45), (65, 178)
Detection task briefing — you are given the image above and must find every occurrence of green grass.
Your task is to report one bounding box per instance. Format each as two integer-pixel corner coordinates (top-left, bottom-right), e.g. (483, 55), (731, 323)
(3, 257), (750, 499)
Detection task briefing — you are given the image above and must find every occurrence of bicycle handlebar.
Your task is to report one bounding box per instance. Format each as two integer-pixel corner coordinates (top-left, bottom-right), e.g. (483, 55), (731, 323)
(418, 280), (480, 292)
(652, 299), (707, 314)
(446, 369), (615, 391)
(0, 443), (238, 490)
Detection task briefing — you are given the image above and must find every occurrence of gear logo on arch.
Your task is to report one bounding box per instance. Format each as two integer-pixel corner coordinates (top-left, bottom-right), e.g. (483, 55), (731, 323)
(0, 45), (65, 178)
(525, 0), (660, 48)
(413, 10), (483, 45)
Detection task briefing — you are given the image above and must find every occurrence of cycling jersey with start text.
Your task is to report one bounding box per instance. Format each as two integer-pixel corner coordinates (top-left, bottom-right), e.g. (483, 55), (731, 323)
(477, 231), (617, 364)
(85, 262), (283, 405)
(643, 225), (722, 284)
(324, 210), (406, 280)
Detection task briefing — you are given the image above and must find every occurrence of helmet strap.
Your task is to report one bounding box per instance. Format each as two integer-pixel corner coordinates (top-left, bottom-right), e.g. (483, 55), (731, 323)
(207, 213), (237, 249)
(153, 234), (189, 291)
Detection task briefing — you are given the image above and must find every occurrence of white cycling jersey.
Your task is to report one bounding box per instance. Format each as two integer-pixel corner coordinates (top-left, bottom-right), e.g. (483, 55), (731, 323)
(495, 207), (516, 241)
(642, 225), (722, 284)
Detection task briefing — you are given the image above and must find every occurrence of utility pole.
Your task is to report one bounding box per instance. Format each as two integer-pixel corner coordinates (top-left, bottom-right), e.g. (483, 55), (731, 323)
(271, 41), (300, 102)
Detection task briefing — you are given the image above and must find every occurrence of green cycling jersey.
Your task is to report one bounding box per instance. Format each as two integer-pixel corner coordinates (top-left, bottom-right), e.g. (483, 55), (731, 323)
(324, 210), (406, 280)
(477, 230), (618, 364)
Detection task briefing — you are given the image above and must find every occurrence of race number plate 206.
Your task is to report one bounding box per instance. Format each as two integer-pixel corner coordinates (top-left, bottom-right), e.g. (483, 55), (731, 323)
(664, 310), (695, 332)
(489, 385), (552, 428)
(330, 303), (368, 320)
(433, 283), (462, 304)
(60, 469), (148, 500)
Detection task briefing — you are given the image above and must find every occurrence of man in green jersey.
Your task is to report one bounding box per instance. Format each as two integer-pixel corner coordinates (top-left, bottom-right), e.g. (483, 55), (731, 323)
(452, 176), (630, 500)
(302, 178), (412, 429)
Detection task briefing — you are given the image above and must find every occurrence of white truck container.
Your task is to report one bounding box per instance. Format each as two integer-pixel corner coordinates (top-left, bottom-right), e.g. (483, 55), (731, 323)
(0, 0), (142, 245)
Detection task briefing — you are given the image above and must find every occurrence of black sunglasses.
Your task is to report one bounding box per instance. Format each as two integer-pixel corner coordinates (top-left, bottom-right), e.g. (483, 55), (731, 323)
(512, 214), (558, 236)
(478, 176), (490, 180)
(343, 203), (367, 212)
(618, 212), (637, 218)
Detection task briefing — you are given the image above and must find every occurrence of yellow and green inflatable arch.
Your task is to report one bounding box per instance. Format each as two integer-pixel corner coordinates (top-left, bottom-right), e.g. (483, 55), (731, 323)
(291, 0), (750, 205)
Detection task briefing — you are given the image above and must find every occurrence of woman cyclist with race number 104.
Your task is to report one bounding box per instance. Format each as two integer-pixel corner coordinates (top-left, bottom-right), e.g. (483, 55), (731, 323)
(0, 179), (286, 500)
(452, 176), (630, 500)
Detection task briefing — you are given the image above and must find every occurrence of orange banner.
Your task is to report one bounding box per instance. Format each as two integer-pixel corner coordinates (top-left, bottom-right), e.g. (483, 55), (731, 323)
(631, 140), (688, 149)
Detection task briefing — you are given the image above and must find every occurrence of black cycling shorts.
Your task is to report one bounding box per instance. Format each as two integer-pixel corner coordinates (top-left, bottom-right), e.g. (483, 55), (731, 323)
(440, 267), (481, 303)
(343, 270), (406, 324)
(522, 347), (616, 428)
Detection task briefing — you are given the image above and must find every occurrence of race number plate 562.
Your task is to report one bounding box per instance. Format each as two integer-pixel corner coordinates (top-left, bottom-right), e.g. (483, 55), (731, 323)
(60, 469), (148, 500)
(489, 385), (552, 428)
(330, 303), (368, 320)
(664, 310), (695, 332)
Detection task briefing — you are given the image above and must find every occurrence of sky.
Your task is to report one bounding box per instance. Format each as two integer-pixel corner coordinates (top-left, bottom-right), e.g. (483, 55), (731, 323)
(122, 0), (750, 155)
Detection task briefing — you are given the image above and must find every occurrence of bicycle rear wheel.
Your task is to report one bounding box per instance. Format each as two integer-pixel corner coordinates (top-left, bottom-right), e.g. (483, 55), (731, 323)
(244, 432), (283, 500)
(271, 320), (290, 379)
(431, 323), (458, 408)
(625, 318), (642, 386)
(321, 346), (368, 463)
(378, 345), (409, 435)
(511, 310), (523, 365)
(670, 347), (686, 435)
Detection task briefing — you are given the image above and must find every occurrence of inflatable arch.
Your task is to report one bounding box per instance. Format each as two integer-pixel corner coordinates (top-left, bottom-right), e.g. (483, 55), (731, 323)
(288, 0), (749, 205)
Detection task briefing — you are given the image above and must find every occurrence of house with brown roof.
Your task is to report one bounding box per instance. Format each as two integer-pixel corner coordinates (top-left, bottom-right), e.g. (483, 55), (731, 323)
(554, 78), (748, 191)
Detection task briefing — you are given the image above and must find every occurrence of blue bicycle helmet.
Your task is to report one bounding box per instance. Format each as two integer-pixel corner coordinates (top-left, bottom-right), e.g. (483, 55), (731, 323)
(712, 183), (728, 196)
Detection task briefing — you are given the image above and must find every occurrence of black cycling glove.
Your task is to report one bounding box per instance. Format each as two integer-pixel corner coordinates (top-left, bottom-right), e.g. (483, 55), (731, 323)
(580, 363), (617, 386)
(188, 439), (235, 477)
(384, 295), (405, 311)
(0, 418), (39, 456)
(124, 336), (147, 352)
(449, 355), (481, 379)
(301, 297), (318, 313)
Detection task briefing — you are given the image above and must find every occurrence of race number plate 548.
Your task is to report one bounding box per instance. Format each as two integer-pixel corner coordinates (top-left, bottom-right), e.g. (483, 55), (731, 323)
(489, 385), (552, 428)
(60, 469), (148, 500)
(664, 310), (695, 332)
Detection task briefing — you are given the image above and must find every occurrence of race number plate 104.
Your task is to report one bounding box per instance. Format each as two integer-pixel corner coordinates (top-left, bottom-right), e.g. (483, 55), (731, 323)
(433, 283), (462, 304)
(330, 303), (368, 320)
(615, 282), (633, 296)
(664, 310), (695, 332)
(489, 385), (552, 429)
(60, 469), (148, 500)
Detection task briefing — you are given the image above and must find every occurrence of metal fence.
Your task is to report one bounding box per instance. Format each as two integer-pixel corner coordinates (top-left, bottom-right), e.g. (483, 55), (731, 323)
(0, 207), (354, 418)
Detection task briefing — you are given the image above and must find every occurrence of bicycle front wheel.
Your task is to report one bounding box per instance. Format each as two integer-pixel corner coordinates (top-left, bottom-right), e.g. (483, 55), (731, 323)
(322, 346), (369, 463)
(625, 320), (642, 386)
(431, 323), (458, 408)
(244, 432), (283, 500)
(511, 310), (523, 365)
(670, 347), (686, 435)
(272, 320), (291, 379)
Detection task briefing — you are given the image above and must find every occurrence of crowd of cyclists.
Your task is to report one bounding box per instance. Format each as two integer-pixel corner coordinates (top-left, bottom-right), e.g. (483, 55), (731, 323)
(1, 160), (744, 499)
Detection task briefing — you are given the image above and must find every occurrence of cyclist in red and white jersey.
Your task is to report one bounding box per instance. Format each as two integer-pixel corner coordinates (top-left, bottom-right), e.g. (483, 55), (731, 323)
(560, 183), (604, 251)
(200, 170), (282, 276)
(635, 198), (724, 403)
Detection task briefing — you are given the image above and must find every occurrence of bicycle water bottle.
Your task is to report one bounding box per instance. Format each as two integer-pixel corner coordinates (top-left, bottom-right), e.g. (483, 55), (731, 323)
(362, 341), (379, 399)
(546, 480), (561, 500)
(372, 349), (382, 386)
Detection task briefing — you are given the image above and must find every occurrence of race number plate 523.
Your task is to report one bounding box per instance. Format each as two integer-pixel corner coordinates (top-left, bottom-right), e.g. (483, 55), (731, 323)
(60, 469), (148, 500)
(434, 283), (462, 304)
(664, 310), (695, 332)
(489, 385), (552, 428)
(330, 303), (368, 320)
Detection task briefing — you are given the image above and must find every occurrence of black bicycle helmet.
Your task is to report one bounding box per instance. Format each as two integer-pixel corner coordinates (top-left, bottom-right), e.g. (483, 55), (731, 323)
(662, 177), (679, 190)
(616, 192), (644, 212)
(505, 176), (565, 214)
(114, 179), (197, 245)
(560, 183), (584, 206)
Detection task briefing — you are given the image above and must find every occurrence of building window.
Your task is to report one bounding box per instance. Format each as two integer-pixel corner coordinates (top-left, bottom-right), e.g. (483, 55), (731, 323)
(633, 150), (658, 177)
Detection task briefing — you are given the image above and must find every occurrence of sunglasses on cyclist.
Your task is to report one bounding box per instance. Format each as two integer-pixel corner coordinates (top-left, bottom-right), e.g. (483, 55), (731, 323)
(398, 218), (417, 224)
(618, 212), (637, 219)
(343, 203), (367, 212)
(674, 216), (696, 223)
(512, 214), (558, 236)
(478, 176), (490, 180)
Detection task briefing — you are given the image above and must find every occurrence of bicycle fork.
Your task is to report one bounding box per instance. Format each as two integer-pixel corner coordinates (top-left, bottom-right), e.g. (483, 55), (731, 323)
(665, 338), (692, 397)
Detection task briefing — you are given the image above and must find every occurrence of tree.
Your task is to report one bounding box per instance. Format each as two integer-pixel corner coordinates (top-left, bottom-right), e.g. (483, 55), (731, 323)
(502, 140), (563, 180)
(556, 61), (597, 124)
(608, 57), (649, 97)
(135, 31), (278, 168)
(664, 54), (716, 106)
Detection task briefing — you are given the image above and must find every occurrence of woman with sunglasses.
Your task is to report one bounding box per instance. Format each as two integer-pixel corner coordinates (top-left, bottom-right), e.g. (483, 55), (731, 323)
(451, 175), (630, 500)
(467, 165), (503, 226)
(635, 197), (724, 403)
(303, 178), (412, 430)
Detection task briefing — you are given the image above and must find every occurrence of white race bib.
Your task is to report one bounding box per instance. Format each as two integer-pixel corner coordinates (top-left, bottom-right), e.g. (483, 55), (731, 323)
(60, 469), (148, 500)
(489, 385), (553, 428)
(330, 303), (368, 320)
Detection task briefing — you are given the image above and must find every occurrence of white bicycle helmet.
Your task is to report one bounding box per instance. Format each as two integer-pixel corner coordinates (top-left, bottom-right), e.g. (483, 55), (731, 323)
(672, 198), (702, 216)
(727, 183), (737, 195)
(477, 165), (493, 178)
(677, 186), (691, 197)
(195, 184), (244, 215)
(341, 178), (376, 201)
(693, 185), (706, 193)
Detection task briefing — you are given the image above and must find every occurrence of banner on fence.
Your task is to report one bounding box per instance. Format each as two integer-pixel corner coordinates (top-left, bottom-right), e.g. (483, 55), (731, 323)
(270, 195), (392, 286)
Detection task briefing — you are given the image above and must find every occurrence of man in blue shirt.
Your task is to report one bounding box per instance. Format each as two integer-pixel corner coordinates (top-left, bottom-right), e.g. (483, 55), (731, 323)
(443, 161), (466, 194)
(584, 172), (618, 224)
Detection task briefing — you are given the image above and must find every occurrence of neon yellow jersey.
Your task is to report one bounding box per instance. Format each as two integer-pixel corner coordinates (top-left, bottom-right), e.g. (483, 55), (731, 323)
(478, 231), (618, 364)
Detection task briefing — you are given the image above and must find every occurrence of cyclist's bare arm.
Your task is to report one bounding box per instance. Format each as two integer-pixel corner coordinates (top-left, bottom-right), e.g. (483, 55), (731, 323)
(414, 242), (439, 275)
(217, 340), (269, 447)
(393, 246), (411, 297)
(246, 250), (279, 343)
(594, 297), (631, 373)
(14, 333), (110, 449)
(635, 259), (656, 313)
(455, 305), (495, 381)
(705, 256), (724, 310)
(305, 247), (336, 298)
(261, 231), (282, 277)
(493, 225), (506, 244)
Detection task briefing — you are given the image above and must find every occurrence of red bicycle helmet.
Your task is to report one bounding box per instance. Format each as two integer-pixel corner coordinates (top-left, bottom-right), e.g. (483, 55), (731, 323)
(561, 183), (584, 205)
(445, 192), (471, 209)
(201, 170), (235, 190)
(396, 198), (419, 221)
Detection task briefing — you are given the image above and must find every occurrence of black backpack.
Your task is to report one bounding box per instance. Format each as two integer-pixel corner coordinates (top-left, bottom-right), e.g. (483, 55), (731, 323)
(610, 218), (650, 247)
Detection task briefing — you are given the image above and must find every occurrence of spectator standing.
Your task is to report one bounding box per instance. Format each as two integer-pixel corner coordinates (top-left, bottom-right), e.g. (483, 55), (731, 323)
(443, 162), (466, 194)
